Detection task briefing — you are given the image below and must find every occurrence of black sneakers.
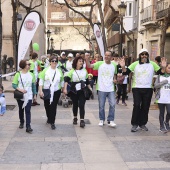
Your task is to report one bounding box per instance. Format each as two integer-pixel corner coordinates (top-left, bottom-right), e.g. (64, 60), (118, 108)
(51, 124), (56, 130)
(80, 120), (85, 128)
(131, 125), (138, 132)
(164, 122), (170, 131)
(19, 123), (24, 129)
(159, 126), (168, 133)
(26, 127), (33, 133)
(140, 125), (148, 131)
(73, 118), (78, 125)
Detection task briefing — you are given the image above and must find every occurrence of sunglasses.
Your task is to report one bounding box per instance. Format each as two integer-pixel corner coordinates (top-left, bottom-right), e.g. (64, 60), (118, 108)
(141, 53), (148, 56)
(51, 60), (57, 63)
(26, 63), (31, 66)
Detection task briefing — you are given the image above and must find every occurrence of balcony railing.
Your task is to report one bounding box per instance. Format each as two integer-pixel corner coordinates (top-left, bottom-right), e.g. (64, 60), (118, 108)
(141, 5), (156, 24)
(156, 0), (170, 19)
(107, 32), (125, 47)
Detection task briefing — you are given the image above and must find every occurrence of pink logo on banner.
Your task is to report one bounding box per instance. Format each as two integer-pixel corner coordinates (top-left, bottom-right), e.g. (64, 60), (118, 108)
(96, 30), (101, 38)
(24, 19), (36, 31)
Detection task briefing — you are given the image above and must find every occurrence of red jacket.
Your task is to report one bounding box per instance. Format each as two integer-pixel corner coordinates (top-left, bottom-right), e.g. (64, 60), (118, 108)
(91, 60), (98, 76)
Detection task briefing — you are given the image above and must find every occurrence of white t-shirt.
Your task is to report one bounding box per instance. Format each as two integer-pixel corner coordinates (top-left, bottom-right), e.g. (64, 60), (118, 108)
(13, 72), (34, 100)
(66, 69), (88, 91)
(66, 60), (73, 71)
(158, 76), (170, 104)
(93, 61), (117, 92)
(39, 67), (64, 91)
(128, 61), (160, 88)
(34, 61), (38, 80)
(45, 58), (50, 68)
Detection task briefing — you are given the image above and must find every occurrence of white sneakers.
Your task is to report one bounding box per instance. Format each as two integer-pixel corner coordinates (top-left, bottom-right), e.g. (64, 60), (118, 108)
(98, 120), (116, 127)
(109, 121), (117, 127)
(98, 120), (104, 126)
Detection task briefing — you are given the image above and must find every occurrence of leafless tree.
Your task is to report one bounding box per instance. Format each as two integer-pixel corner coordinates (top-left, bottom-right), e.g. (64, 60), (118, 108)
(54, 0), (107, 52)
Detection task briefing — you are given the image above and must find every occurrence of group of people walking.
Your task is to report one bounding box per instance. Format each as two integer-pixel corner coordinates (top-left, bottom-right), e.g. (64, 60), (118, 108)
(11, 48), (170, 134)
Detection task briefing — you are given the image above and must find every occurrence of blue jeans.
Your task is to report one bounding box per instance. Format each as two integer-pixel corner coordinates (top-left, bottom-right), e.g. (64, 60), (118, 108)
(98, 91), (115, 121)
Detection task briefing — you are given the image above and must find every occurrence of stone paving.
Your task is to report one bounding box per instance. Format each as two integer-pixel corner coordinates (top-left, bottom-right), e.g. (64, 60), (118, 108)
(0, 78), (170, 169)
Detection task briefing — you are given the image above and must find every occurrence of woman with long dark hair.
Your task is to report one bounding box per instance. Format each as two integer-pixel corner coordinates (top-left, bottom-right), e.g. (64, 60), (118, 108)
(63, 56), (92, 128)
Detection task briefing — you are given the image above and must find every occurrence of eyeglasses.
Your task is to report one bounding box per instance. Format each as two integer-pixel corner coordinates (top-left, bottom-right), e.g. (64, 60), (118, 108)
(141, 53), (148, 56)
(26, 64), (31, 66)
(51, 60), (57, 63)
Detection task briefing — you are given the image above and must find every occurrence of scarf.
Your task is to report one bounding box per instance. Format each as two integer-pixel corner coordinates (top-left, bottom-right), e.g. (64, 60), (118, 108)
(46, 68), (60, 104)
(22, 92), (29, 109)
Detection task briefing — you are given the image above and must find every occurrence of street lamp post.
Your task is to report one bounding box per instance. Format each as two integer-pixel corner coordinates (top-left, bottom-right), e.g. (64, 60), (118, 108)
(50, 37), (54, 54)
(47, 30), (51, 52)
(90, 34), (96, 56)
(118, 1), (127, 57)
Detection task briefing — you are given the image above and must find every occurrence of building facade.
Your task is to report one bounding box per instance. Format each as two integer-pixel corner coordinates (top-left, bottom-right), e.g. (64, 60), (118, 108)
(1, 1), (46, 62)
(47, 0), (94, 56)
(104, 0), (170, 62)
(138, 0), (170, 61)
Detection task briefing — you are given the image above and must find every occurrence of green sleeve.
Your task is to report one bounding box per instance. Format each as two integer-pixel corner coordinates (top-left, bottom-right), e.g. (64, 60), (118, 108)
(37, 60), (41, 66)
(128, 61), (139, 72)
(39, 68), (48, 80)
(59, 69), (64, 82)
(58, 61), (62, 67)
(29, 72), (36, 83)
(150, 61), (160, 72)
(29, 60), (34, 71)
(93, 61), (104, 70)
(12, 84), (18, 89)
(66, 69), (75, 81)
(85, 69), (88, 79)
(12, 72), (20, 85)
(111, 62), (117, 74)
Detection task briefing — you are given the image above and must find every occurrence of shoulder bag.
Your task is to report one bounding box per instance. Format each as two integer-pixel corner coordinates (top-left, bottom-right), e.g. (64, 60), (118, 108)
(14, 73), (24, 100)
(41, 70), (56, 100)
(75, 70), (92, 100)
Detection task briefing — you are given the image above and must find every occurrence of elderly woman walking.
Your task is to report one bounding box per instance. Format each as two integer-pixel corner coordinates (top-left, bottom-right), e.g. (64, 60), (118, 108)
(12, 60), (36, 133)
(39, 55), (64, 130)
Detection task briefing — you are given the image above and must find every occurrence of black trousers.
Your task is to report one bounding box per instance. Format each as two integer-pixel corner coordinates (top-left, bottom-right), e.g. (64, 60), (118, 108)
(117, 84), (127, 102)
(44, 90), (61, 124)
(70, 90), (86, 119)
(158, 103), (170, 127)
(93, 76), (98, 84)
(131, 88), (153, 126)
(17, 99), (32, 128)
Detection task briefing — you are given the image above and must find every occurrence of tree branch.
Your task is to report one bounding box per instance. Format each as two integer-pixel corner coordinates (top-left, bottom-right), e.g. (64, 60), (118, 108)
(31, 0), (43, 10)
(69, 17), (91, 43)
(55, 0), (96, 28)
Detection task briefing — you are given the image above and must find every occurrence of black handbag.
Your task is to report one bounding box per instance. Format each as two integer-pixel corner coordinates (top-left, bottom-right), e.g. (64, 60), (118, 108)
(42, 89), (51, 100)
(14, 89), (24, 100)
(83, 86), (92, 100)
(14, 73), (24, 100)
(41, 71), (56, 100)
(75, 70), (92, 100)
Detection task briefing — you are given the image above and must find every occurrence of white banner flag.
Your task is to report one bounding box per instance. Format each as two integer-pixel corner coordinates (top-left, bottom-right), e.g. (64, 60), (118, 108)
(17, 11), (41, 70)
(93, 24), (105, 59)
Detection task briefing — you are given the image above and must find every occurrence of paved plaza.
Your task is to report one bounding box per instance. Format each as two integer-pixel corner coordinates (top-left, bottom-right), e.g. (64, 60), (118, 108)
(0, 78), (170, 170)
